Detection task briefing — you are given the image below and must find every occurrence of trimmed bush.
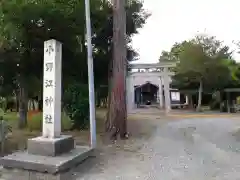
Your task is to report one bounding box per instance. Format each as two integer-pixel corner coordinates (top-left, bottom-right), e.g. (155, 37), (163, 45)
(61, 112), (72, 131)
(63, 83), (89, 130)
(27, 112), (72, 131)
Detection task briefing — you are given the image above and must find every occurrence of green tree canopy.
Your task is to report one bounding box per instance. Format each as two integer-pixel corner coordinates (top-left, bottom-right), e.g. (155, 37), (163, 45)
(164, 35), (234, 110)
(0, 0), (148, 127)
(0, 0), (148, 92)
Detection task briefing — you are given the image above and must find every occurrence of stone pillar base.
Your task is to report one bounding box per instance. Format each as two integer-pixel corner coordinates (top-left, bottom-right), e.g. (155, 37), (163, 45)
(28, 135), (74, 156)
(1, 167), (72, 180)
(0, 146), (93, 180)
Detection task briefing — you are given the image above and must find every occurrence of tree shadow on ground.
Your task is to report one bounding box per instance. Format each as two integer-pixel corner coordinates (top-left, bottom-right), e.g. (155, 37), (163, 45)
(73, 111), (161, 178)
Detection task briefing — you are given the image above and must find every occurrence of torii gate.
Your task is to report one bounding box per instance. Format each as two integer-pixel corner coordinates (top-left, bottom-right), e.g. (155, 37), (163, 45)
(126, 62), (176, 113)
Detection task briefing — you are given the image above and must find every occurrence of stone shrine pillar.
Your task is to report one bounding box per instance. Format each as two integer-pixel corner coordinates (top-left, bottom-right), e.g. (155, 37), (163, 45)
(0, 39), (92, 180)
(28, 39), (74, 156)
(42, 39), (62, 138)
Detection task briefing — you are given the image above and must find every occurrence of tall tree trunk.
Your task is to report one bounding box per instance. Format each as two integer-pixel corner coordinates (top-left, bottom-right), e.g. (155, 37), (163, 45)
(196, 79), (203, 112)
(18, 85), (28, 129)
(106, 0), (127, 140)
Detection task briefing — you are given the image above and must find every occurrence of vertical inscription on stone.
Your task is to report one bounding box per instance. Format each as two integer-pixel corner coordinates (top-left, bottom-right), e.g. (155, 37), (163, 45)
(43, 39), (62, 138)
(45, 62), (53, 72)
(45, 80), (54, 88)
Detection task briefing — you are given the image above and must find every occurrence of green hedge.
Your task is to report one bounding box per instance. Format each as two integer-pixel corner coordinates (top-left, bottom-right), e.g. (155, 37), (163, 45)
(27, 112), (72, 131)
(63, 83), (89, 130)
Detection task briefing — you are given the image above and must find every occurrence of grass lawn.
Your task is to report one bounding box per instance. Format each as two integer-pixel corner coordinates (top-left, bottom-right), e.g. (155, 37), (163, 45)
(0, 109), (107, 155)
(0, 110), (18, 122)
(0, 108), (156, 156)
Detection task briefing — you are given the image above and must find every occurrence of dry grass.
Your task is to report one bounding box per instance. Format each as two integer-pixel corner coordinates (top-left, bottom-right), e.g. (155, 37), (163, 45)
(1, 108), (158, 155)
(1, 109), (107, 155)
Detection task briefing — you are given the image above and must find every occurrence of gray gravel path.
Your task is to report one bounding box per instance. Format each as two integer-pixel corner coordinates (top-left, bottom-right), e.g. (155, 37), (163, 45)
(75, 117), (240, 180)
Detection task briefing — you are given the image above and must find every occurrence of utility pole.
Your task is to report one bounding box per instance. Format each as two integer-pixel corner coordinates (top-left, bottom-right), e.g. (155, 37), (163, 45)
(84, 0), (96, 148)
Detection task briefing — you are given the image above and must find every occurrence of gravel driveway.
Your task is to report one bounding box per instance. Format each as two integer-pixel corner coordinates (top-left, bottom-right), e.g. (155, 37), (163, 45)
(75, 116), (240, 180)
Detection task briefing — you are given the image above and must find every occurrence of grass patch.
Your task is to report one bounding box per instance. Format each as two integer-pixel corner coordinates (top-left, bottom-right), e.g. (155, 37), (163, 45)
(27, 112), (72, 131)
(0, 109), (106, 155)
(0, 109), (18, 122)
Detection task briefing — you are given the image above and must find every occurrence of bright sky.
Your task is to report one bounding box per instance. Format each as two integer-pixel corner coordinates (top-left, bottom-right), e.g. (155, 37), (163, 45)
(131, 0), (240, 63)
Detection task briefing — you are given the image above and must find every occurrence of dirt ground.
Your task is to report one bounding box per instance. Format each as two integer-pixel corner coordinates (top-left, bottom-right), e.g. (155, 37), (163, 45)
(72, 110), (240, 180)
(2, 109), (240, 180)
(1, 108), (160, 155)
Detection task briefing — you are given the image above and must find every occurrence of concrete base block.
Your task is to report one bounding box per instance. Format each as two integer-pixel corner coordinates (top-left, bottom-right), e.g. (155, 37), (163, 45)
(0, 146), (93, 180)
(28, 135), (75, 156)
(1, 167), (71, 180)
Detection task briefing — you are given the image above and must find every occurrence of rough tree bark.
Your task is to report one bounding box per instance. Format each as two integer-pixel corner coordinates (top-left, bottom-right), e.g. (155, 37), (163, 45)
(105, 0), (127, 140)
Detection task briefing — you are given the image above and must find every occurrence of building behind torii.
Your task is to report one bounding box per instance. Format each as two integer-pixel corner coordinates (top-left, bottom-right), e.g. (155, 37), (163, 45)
(126, 62), (186, 113)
